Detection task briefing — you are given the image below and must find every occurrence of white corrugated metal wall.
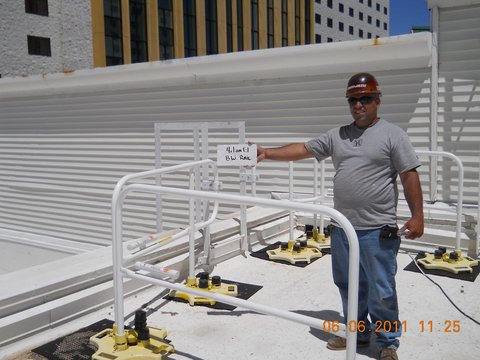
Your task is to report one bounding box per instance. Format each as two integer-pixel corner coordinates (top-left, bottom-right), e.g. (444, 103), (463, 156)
(0, 33), (440, 245)
(435, 3), (480, 205)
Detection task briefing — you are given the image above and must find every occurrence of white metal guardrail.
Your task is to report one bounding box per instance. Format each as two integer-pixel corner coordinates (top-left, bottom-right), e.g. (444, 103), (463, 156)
(416, 150), (464, 250)
(286, 151), (466, 251)
(286, 159), (327, 239)
(112, 160), (360, 360)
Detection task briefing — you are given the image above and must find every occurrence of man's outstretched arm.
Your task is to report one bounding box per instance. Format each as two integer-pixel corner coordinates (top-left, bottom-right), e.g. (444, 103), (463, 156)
(252, 142), (313, 163)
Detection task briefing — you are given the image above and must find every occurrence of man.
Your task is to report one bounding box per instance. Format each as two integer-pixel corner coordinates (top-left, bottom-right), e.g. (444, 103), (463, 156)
(255, 73), (424, 360)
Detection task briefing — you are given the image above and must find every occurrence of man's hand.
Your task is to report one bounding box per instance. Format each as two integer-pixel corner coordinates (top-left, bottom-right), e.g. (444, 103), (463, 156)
(399, 216), (424, 239)
(249, 141), (266, 163)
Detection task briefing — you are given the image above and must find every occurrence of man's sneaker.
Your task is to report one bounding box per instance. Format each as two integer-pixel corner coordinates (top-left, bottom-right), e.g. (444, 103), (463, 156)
(326, 335), (370, 350)
(379, 348), (398, 360)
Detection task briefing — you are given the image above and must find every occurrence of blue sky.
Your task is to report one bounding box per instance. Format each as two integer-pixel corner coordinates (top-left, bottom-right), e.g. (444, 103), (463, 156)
(389, 0), (430, 36)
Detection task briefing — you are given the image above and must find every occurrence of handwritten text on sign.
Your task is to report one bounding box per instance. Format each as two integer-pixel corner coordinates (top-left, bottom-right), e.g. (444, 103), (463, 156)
(217, 144), (257, 166)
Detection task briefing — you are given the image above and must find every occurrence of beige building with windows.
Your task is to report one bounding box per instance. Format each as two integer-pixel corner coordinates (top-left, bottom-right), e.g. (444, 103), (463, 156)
(92, 0), (315, 67)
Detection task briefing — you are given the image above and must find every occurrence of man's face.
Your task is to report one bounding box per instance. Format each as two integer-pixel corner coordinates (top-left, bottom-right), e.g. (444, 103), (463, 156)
(347, 95), (380, 127)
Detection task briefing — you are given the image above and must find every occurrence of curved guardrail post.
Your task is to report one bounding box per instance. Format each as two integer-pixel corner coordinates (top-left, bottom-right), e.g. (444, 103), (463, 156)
(113, 180), (360, 360)
(416, 150), (464, 249)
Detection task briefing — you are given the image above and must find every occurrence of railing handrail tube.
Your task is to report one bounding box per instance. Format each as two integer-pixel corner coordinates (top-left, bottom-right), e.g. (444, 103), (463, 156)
(123, 268), (346, 339)
(114, 182), (360, 360)
(416, 150), (464, 249)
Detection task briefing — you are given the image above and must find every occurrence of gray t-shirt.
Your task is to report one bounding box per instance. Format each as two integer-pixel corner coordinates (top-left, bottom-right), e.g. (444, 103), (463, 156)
(305, 119), (420, 229)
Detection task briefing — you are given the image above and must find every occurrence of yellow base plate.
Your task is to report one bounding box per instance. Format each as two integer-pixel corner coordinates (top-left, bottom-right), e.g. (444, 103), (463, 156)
(306, 235), (331, 251)
(170, 277), (238, 306)
(418, 250), (479, 274)
(267, 240), (323, 264)
(300, 227), (331, 251)
(90, 326), (174, 360)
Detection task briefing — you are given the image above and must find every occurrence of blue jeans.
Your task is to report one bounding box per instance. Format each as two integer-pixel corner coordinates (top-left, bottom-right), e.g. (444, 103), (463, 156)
(331, 226), (401, 349)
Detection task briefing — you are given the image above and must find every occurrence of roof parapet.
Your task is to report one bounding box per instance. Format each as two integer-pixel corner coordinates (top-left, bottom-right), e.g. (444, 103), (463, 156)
(427, 0), (480, 9)
(0, 33), (432, 99)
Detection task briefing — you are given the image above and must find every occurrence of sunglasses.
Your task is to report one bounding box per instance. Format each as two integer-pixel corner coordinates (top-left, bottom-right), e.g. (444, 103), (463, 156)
(347, 96), (376, 106)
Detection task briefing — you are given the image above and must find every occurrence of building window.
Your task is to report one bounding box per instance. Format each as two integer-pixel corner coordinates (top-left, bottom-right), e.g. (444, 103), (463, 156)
(359, 0), (363, 3)
(368, 0), (372, 7)
(316, 0), (321, 3)
(237, 0), (244, 51)
(376, 19), (380, 27)
(339, 3), (344, 12)
(226, 0), (233, 52)
(267, 0), (274, 47)
(384, 6), (388, 15)
(376, 3), (380, 11)
(327, 18), (333, 28)
(281, 0), (288, 46)
(251, 0), (259, 49)
(158, 0), (174, 60)
(294, 0), (300, 45)
(383, 22), (387, 31)
(25, 0), (48, 16)
(359, 11), (363, 20)
(349, 7), (354, 17)
(304, 0), (311, 44)
(104, 0), (123, 65)
(327, 37), (333, 42)
(183, 0), (197, 57)
(27, 35), (51, 56)
(315, 34), (321, 43)
(129, 0), (148, 63)
(368, 32), (372, 38)
(367, 15), (372, 24)
(205, 0), (218, 54)
(359, 29), (363, 37)
(327, 0), (332, 8)
(338, 22), (344, 31)
(315, 13), (321, 24)
(349, 25), (353, 35)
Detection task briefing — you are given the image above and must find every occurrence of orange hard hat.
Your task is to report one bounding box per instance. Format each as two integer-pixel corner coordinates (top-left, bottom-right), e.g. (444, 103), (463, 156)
(345, 73), (382, 97)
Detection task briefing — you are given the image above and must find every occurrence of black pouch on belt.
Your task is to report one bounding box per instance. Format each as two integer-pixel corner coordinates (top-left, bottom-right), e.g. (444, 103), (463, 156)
(380, 225), (399, 240)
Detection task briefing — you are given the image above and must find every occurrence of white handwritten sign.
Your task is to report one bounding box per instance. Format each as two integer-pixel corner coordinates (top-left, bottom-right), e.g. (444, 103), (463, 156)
(217, 144), (257, 167)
